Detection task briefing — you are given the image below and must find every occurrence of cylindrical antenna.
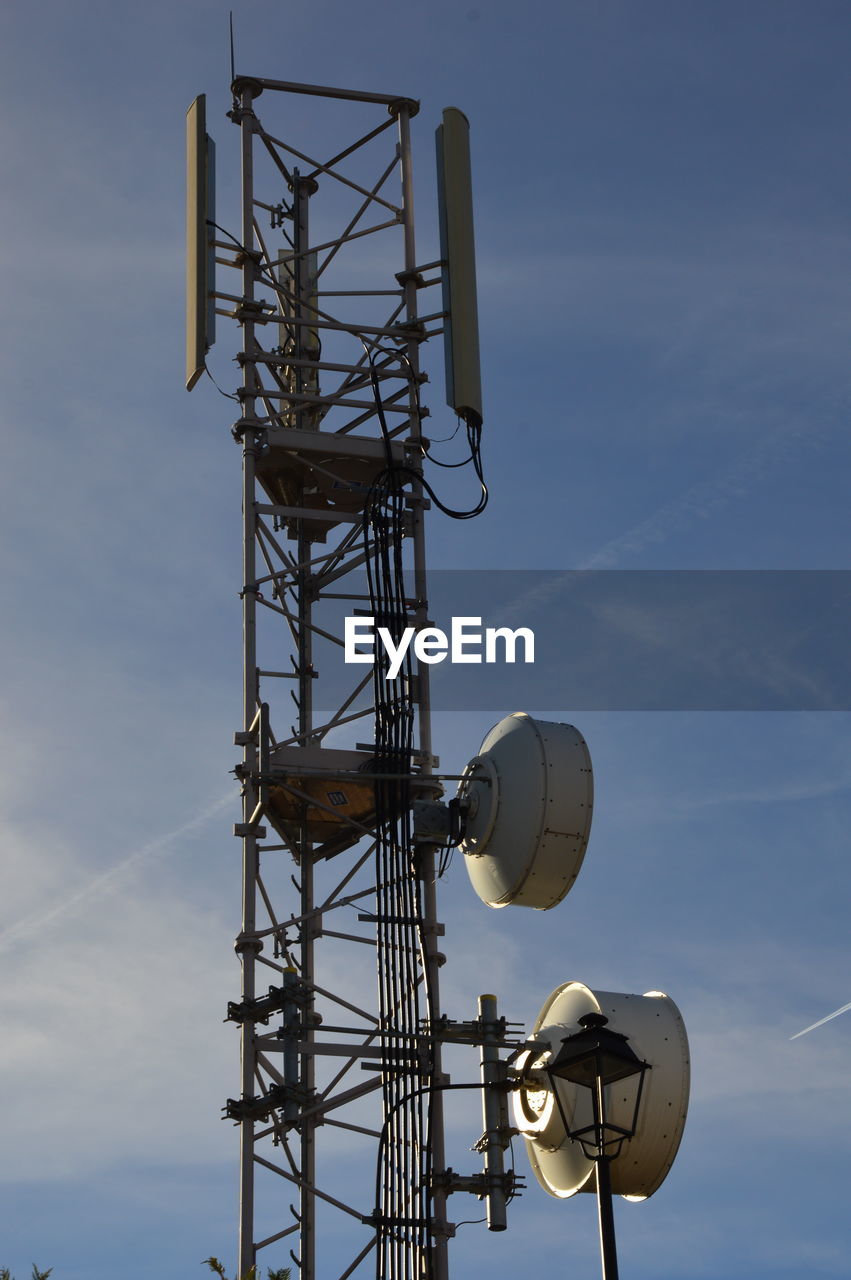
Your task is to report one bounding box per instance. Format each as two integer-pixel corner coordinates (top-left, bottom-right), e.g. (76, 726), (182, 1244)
(478, 993), (509, 1231)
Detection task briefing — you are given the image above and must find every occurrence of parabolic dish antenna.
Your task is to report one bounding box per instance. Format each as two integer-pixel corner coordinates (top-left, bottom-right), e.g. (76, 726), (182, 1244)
(456, 713), (593, 909)
(513, 981), (690, 1200)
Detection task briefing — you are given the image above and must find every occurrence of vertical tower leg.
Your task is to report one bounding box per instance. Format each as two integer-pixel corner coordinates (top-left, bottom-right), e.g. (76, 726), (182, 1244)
(293, 168), (317, 1280)
(236, 78), (261, 1280)
(218, 77), (462, 1280)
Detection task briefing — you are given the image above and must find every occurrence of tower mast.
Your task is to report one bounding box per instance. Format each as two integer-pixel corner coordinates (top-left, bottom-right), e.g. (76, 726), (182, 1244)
(215, 74), (451, 1280)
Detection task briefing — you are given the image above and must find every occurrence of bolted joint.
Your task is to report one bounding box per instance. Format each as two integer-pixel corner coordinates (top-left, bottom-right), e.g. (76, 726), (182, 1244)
(230, 418), (266, 442)
(226, 105), (258, 126)
(289, 174), (319, 197)
(431, 1167), (523, 1200)
(471, 1120), (518, 1155)
(392, 318), (426, 340)
(417, 920), (446, 938)
(233, 303), (273, 326)
(476, 1011), (509, 1040)
(362, 1211), (453, 1239)
(395, 267), (425, 288)
(226, 983), (291, 1025)
(234, 933), (264, 955)
(223, 1083), (291, 1124)
(387, 96), (420, 119)
(430, 1167), (485, 1197)
(230, 76), (263, 101)
(429, 1218), (456, 1241)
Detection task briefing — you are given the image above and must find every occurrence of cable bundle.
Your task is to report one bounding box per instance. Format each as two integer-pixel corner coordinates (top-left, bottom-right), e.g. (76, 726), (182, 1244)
(365, 449), (431, 1280)
(363, 340), (488, 1280)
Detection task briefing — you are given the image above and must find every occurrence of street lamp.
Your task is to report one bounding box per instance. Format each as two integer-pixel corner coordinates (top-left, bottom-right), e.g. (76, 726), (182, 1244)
(545, 1012), (650, 1280)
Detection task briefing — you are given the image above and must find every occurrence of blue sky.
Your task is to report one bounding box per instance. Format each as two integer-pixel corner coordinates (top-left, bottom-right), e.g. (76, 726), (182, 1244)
(1, 1), (851, 1277)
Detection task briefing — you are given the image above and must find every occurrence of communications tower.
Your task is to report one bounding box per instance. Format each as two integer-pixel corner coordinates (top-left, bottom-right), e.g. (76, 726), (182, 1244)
(188, 72), (486, 1280)
(187, 66), (691, 1280)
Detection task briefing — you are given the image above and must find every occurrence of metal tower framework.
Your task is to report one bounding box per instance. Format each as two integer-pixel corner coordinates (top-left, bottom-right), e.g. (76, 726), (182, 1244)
(218, 74), (459, 1280)
(191, 67), (693, 1280)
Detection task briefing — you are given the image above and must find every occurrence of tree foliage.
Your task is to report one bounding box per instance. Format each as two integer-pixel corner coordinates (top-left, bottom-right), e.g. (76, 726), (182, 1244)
(0, 1261), (287, 1280)
(203, 1260), (290, 1280)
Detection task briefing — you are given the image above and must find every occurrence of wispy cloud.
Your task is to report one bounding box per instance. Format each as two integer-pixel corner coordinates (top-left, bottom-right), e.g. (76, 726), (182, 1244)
(579, 416), (825, 569)
(0, 791), (233, 953)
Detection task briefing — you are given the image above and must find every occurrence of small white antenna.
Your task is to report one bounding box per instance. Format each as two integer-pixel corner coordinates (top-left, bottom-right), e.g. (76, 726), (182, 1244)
(790, 999), (851, 1040)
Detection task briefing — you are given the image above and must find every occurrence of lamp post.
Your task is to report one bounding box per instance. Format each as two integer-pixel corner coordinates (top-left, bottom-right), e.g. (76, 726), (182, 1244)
(545, 1012), (650, 1280)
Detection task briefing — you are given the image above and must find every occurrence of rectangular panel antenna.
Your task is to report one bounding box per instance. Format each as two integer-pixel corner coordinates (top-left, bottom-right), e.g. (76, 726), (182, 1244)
(436, 107), (482, 427)
(185, 94), (216, 391)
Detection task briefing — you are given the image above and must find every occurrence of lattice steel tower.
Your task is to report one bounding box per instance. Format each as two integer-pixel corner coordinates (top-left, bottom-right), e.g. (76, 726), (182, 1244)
(187, 71), (487, 1280)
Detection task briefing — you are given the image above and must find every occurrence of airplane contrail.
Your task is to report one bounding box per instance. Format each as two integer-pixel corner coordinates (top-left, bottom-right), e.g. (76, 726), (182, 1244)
(790, 1000), (851, 1040)
(580, 415), (819, 570)
(0, 790), (233, 952)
